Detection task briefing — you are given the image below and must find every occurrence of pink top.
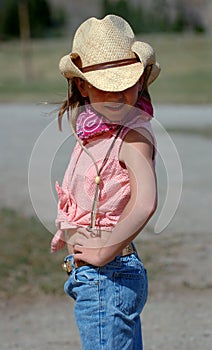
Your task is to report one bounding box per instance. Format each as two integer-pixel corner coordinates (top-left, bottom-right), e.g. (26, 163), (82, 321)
(55, 111), (156, 232)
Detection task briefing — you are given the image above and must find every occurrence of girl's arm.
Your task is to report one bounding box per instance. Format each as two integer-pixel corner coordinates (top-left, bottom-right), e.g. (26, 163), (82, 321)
(74, 128), (157, 266)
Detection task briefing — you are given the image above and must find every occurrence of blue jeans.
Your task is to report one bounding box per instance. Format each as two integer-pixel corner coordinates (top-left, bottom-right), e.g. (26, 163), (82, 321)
(64, 252), (148, 350)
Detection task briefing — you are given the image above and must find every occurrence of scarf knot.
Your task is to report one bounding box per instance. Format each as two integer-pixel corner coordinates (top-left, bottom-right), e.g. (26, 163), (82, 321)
(76, 97), (153, 140)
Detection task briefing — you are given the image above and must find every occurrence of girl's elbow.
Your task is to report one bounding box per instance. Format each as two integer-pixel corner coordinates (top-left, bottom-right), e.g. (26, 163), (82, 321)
(152, 195), (158, 213)
(145, 197), (157, 218)
(151, 200), (157, 217)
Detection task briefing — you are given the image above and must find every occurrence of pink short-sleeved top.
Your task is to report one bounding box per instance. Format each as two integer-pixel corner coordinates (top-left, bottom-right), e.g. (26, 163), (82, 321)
(56, 112), (156, 231)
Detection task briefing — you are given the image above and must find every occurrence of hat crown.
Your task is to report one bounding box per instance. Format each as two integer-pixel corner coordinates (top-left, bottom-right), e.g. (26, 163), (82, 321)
(72, 15), (136, 67)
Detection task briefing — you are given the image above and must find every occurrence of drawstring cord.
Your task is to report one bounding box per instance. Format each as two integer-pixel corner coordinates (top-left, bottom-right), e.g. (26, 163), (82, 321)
(88, 124), (123, 231)
(67, 79), (124, 232)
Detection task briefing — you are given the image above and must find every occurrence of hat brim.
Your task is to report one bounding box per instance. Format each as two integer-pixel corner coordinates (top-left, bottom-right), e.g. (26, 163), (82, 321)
(84, 62), (143, 91)
(132, 41), (161, 85)
(59, 40), (161, 91)
(59, 55), (144, 91)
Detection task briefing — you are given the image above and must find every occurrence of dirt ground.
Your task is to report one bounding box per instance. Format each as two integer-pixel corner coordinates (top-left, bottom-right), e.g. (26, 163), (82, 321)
(1, 232), (212, 350)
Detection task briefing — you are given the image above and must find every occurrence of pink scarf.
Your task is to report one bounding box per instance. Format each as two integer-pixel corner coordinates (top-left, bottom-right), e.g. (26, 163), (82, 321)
(76, 96), (153, 140)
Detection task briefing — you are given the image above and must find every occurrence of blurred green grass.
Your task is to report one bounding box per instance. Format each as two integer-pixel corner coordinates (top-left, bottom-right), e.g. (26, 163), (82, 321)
(147, 33), (212, 104)
(0, 34), (212, 104)
(0, 208), (65, 297)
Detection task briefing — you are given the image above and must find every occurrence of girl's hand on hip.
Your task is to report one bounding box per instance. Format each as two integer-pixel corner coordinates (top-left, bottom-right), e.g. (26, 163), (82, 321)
(72, 227), (111, 266)
(73, 245), (104, 267)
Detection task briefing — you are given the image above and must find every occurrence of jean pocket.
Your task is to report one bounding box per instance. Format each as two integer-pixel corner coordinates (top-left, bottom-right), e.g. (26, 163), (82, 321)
(73, 265), (99, 285)
(64, 266), (99, 300)
(114, 269), (148, 315)
(64, 274), (77, 299)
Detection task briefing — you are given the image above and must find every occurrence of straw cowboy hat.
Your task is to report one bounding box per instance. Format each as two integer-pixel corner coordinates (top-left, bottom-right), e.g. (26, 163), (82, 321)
(59, 14), (160, 92)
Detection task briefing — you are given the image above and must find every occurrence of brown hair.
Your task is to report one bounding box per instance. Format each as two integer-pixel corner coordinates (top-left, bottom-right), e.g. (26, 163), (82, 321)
(58, 78), (86, 131)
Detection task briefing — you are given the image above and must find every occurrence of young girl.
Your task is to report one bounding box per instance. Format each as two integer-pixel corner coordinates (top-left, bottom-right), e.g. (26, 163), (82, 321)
(51, 14), (160, 350)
